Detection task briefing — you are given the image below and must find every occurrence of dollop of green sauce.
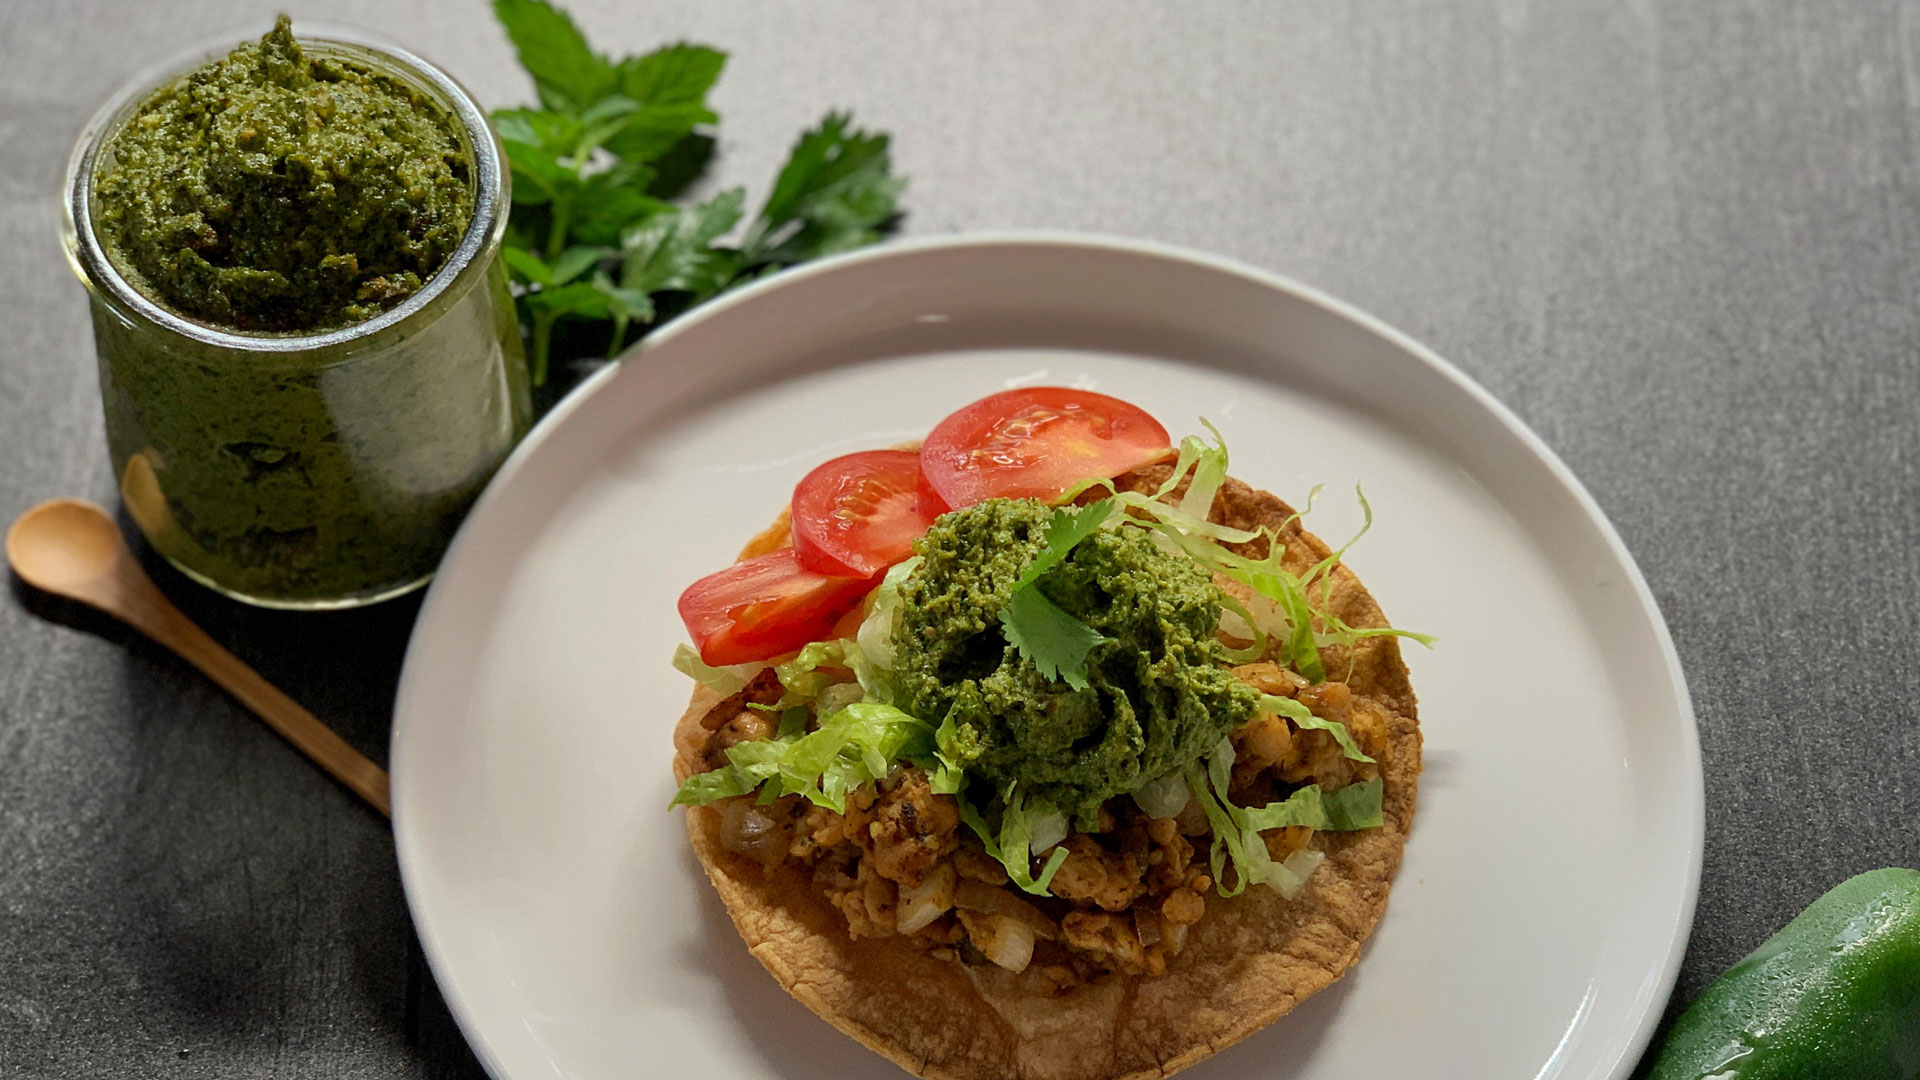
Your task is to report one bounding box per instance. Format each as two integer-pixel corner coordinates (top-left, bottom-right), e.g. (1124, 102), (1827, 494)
(892, 499), (1258, 827)
(94, 16), (473, 332)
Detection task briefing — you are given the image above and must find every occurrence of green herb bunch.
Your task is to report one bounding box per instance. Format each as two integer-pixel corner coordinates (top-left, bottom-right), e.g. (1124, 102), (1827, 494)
(490, 0), (905, 385)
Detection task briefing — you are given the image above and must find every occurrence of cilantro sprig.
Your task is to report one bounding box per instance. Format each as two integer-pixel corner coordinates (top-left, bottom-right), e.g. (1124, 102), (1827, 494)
(998, 499), (1116, 691)
(491, 0), (905, 386)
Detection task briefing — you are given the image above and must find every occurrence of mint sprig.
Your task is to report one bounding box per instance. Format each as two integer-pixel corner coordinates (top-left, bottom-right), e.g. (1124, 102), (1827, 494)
(491, 0), (906, 385)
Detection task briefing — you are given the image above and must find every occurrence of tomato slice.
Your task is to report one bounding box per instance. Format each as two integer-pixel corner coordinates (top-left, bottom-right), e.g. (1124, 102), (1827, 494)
(919, 388), (1173, 508)
(678, 548), (876, 665)
(791, 450), (939, 577)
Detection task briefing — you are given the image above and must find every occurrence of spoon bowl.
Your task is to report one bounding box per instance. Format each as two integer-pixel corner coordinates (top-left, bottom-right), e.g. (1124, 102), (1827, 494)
(6, 497), (130, 599)
(7, 497), (391, 815)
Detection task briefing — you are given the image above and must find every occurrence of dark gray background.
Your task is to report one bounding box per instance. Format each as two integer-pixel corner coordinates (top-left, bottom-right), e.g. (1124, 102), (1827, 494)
(4, 0), (1917, 1076)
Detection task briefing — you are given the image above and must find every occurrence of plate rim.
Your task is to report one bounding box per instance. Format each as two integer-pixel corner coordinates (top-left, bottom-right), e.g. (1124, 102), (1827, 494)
(391, 229), (1704, 1080)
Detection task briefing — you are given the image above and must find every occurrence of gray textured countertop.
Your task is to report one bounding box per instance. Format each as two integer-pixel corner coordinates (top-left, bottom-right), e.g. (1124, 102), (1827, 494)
(3, 1), (1917, 1077)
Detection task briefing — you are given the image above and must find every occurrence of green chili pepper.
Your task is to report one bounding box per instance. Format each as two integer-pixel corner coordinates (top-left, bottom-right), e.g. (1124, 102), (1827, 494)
(1645, 867), (1920, 1080)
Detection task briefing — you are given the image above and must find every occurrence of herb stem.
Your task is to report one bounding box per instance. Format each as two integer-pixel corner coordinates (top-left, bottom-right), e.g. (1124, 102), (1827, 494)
(545, 200), (572, 262)
(530, 310), (555, 385)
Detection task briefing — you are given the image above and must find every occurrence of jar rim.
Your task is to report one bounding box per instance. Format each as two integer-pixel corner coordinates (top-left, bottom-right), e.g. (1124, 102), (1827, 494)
(63, 22), (508, 357)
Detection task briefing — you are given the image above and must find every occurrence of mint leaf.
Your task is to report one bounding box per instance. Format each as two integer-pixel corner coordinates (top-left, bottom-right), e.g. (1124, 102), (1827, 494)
(498, 137), (573, 208)
(618, 43), (726, 110)
(604, 45), (727, 163)
(744, 112), (904, 265)
(492, 0), (615, 113)
(619, 188), (746, 297)
(492, 3), (903, 387)
(550, 245), (615, 286)
(567, 162), (665, 246)
(491, 107), (580, 156)
(500, 246), (554, 286)
(999, 586), (1107, 692)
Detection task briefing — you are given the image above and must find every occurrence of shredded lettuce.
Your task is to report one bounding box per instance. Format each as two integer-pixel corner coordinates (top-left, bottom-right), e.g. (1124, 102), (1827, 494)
(1259, 693), (1373, 763)
(957, 787), (1072, 896)
(1171, 420), (1231, 521)
(928, 708), (967, 795)
(672, 643), (764, 695)
(1079, 425), (1434, 684)
(670, 701), (939, 812)
(854, 555), (920, 684)
(1239, 779), (1385, 833)
(772, 640), (855, 707)
(1183, 739), (1383, 899)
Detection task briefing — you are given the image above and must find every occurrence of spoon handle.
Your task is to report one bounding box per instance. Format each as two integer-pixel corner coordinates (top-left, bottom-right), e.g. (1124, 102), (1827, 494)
(114, 563), (393, 816)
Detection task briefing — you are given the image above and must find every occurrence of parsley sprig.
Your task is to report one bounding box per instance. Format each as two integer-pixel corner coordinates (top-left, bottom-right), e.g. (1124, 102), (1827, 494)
(491, 0), (905, 385)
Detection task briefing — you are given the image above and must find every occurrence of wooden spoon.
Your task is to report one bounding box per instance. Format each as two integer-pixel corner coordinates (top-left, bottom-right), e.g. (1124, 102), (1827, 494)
(7, 497), (391, 816)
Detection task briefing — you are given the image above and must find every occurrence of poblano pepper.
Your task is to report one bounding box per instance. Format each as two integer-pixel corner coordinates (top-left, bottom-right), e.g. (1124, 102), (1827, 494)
(1644, 867), (1920, 1080)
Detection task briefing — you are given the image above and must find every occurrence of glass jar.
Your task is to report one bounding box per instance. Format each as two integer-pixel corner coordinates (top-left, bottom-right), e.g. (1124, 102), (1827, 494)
(61, 27), (529, 609)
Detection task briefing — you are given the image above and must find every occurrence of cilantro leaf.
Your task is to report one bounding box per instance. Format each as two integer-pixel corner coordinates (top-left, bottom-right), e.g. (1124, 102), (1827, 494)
(1013, 499), (1115, 590)
(999, 586), (1107, 692)
(744, 112), (905, 265)
(492, 0), (615, 113)
(995, 499), (1115, 690)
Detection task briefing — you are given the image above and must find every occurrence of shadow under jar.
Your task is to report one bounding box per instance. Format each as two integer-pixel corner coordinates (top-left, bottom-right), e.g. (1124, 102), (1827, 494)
(62, 22), (530, 609)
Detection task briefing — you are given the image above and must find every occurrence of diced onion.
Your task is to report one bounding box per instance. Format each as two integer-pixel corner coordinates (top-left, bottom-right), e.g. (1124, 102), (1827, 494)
(1028, 809), (1068, 855)
(1165, 923), (1188, 953)
(1130, 772), (1190, 819)
(1275, 848), (1325, 899)
(954, 880), (1057, 940)
(896, 864), (956, 934)
(814, 681), (865, 717)
(1262, 847), (1326, 900)
(1174, 793), (1210, 837)
(718, 801), (784, 864)
(976, 914), (1035, 972)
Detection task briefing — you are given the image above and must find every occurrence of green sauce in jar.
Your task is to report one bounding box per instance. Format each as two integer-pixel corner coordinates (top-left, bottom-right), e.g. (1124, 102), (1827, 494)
(95, 16), (474, 333)
(68, 18), (527, 607)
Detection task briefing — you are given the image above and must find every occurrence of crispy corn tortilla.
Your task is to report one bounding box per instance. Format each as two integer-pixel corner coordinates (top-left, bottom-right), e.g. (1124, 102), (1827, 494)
(673, 465), (1421, 1080)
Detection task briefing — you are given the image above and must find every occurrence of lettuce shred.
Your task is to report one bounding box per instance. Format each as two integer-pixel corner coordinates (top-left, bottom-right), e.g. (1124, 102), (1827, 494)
(957, 788), (1071, 896)
(672, 643), (764, 695)
(1072, 426), (1433, 682)
(1184, 738), (1383, 899)
(671, 701), (942, 812)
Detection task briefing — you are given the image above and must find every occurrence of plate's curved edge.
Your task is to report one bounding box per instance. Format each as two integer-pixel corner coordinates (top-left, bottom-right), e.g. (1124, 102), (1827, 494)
(390, 231), (1704, 1080)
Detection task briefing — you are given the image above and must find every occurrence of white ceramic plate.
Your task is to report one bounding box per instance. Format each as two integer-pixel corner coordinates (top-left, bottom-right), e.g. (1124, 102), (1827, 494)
(392, 234), (1702, 1080)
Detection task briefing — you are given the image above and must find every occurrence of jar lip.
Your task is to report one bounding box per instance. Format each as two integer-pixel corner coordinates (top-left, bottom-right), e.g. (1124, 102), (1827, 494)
(64, 22), (507, 356)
